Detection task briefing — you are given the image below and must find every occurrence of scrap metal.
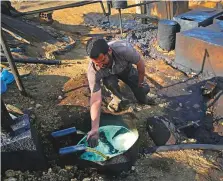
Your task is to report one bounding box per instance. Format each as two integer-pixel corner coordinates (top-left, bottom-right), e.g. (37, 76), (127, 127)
(1, 29), (27, 96)
(174, 27), (223, 78)
(173, 8), (223, 31)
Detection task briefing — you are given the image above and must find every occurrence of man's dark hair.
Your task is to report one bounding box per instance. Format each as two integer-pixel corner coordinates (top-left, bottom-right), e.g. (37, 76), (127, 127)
(86, 37), (109, 59)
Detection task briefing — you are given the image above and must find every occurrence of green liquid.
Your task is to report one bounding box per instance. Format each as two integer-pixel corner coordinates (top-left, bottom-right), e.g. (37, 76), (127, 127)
(78, 126), (138, 162)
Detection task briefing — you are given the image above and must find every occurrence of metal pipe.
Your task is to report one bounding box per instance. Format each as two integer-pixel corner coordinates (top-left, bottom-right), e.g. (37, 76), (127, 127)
(122, 1), (157, 9)
(118, 9), (123, 35)
(1, 29), (27, 96)
(2, 27), (31, 44)
(1, 57), (61, 65)
(143, 144), (223, 154)
(106, 1), (112, 16)
(99, 1), (106, 16)
(13, 1), (101, 17)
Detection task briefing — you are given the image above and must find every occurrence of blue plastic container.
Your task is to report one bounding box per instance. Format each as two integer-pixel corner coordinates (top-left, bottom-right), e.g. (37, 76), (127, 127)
(1, 69), (15, 85)
(1, 80), (7, 94)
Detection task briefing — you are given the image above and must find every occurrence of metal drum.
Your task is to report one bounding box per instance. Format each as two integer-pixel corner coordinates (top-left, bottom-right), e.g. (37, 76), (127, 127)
(112, 0), (127, 9)
(157, 19), (180, 51)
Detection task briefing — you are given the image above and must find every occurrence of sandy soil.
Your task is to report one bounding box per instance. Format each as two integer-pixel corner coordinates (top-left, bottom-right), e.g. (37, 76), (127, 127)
(2, 1), (223, 181)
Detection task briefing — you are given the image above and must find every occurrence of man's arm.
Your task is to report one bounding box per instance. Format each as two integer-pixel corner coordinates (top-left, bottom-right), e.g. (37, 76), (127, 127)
(136, 58), (145, 87)
(90, 89), (102, 131)
(87, 89), (102, 147)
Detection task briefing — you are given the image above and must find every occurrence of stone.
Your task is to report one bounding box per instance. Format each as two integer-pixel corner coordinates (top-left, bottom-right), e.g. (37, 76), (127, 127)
(30, 101), (35, 105)
(58, 96), (63, 100)
(35, 104), (42, 109)
(82, 178), (91, 181)
(48, 168), (52, 173)
(193, 104), (200, 109)
(30, 114), (35, 119)
(6, 178), (17, 181)
(71, 179), (78, 181)
(5, 170), (15, 178)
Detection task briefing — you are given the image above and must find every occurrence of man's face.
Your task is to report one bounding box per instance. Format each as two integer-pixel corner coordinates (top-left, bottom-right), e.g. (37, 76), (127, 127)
(91, 49), (113, 69)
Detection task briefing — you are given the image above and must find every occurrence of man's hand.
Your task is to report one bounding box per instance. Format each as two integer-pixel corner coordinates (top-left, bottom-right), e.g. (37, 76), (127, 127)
(87, 129), (99, 148)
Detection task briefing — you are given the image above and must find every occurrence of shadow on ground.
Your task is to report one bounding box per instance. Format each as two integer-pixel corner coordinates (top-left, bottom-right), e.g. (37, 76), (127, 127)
(147, 76), (223, 145)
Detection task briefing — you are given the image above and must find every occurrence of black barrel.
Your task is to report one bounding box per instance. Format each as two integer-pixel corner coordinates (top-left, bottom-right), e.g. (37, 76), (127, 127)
(112, 0), (127, 9)
(157, 19), (180, 51)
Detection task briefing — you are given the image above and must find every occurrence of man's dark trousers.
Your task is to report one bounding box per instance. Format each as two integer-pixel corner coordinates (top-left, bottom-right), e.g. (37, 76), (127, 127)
(103, 66), (150, 104)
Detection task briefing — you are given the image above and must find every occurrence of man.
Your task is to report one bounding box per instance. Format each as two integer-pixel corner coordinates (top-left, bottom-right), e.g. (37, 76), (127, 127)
(86, 38), (153, 147)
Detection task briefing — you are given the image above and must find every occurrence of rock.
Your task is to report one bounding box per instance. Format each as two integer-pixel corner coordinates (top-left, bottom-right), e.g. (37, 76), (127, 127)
(193, 104), (200, 109)
(82, 178), (91, 181)
(48, 168), (52, 173)
(131, 166), (135, 171)
(158, 102), (168, 108)
(30, 101), (35, 105)
(58, 96), (63, 100)
(28, 107), (33, 110)
(15, 171), (22, 176)
(5, 170), (15, 178)
(179, 103), (183, 107)
(35, 104), (42, 109)
(135, 106), (142, 111)
(143, 105), (151, 109)
(5, 178), (17, 181)
(30, 114), (35, 119)
(65, 165), (72, 170)
(71, 179), (78, 181)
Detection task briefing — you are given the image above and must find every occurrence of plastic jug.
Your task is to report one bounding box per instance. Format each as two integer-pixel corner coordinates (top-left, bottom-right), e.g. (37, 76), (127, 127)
(0, 69), (14, 85)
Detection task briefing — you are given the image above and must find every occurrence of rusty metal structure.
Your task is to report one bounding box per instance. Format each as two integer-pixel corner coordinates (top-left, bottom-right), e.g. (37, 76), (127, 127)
(112, 0), (157, 34)
(13, 1), (108, 17)
(147, 1), (189, 20)
(173, 8), (223, 31)
(174, 27), (223, 77)
(1, 29), (27, 96)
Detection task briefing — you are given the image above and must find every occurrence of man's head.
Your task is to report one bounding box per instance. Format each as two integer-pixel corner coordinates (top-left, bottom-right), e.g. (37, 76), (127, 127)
(86, 38), (113, 69)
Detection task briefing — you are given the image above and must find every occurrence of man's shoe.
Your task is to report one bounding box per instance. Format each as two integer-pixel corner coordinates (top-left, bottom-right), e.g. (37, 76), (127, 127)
(107, 97), (121, 112)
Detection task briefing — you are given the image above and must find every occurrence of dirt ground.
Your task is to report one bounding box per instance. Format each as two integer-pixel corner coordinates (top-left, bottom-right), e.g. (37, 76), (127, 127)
(2, 1), (223, 181)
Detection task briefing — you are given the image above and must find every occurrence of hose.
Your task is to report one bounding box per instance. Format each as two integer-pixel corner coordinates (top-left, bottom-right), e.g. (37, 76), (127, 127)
(143, 144), (223, 154)
(86, 147), (110, 160)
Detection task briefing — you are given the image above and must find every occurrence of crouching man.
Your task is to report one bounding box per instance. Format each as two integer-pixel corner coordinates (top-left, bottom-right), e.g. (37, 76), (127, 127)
(86, 38), (154, 147)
